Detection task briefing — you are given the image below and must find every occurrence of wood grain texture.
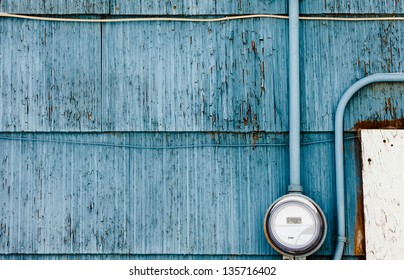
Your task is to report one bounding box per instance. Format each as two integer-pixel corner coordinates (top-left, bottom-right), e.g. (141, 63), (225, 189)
(102, 19), (288, 132)
(0, 132), (361, 256)
(361, 129), (404, 260)
(301, 20), (404, 132)
(110, 0), (286, 15)
(300, 0), (404, 14)
(0, 18), (102, 131)
(1, 0), (403, 259)
(0, 0), (109, 14)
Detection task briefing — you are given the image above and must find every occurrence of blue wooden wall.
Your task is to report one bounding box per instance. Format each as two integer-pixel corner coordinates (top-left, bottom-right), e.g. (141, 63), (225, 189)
(1, 1), (404, 259)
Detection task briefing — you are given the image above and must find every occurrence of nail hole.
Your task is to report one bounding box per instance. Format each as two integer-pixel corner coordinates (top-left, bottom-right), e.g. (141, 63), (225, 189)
(368, 158), (372, 163)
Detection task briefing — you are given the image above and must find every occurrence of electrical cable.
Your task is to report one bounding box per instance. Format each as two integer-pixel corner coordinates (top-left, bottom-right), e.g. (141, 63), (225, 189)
(0, 135), (357, 150)
(1, 12), (404, 23)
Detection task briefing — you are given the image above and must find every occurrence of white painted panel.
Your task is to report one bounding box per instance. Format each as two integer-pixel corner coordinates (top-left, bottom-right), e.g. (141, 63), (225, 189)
(361, 129), (404, 260)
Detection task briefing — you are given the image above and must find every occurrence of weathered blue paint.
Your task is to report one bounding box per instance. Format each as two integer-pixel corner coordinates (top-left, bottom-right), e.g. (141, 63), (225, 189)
(0, 18), (102, 132)
(110, 0), (286, 15)
(1, 1), (403, 260)
(300, 1), (404, 14)
(0, 0), (109, 14)
(102, 19), (288, 132)
(3, 18), (404, 133)
(0, 132), (361, 256)
(301, 20), (404, 132)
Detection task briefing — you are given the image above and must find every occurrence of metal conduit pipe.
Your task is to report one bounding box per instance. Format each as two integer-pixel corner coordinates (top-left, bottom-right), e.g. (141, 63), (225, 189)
(333, 73), (404, 260)
(288, 0), (302, 193)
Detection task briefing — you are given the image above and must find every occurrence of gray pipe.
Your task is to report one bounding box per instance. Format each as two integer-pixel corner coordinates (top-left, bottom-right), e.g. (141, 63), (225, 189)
(333, 73), (404, 260)
(288, 0), (302, 193)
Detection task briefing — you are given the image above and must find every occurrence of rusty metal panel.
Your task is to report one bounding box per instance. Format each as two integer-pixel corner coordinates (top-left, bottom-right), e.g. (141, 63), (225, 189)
(301, 1), (404, 14)
(301, 20), (404, 132)
(0, 18), (101, 132)
(0, 0), (109, 14)
(110, 0), (286, 15)
(0, 132), (361, 256)
(102, 19), (288, 132)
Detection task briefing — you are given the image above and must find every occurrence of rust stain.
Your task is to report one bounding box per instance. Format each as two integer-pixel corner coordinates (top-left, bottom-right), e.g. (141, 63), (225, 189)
(363, 60), (370, 76)
(353, 117), (404, 130)
(354, 135), (366, 256)
(354, 185), (366, 256)
(253, 114), (258, 128)
(251, 41), (257, 53)
(252, 132), (260, 146)
(384, 97), (396, 118)
(212, 114), (217, 126)
(209, 132), (218, 140)
(243, 105), (252, 127)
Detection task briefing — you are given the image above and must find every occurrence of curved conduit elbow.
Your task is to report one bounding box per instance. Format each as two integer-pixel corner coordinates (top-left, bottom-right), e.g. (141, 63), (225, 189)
(333, 73), (404, 260)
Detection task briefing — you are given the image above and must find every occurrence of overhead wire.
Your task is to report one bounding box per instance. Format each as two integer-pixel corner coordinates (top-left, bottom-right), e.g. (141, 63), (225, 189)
(1, 12), (404, 23)
(0, 135), (358, 150)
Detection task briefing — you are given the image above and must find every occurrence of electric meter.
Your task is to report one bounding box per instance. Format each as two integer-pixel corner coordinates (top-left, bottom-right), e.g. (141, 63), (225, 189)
(264, 194), (327, 258)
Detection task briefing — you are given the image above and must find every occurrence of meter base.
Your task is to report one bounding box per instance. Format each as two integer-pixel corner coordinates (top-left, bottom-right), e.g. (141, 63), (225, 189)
(283, 255), (307, 260)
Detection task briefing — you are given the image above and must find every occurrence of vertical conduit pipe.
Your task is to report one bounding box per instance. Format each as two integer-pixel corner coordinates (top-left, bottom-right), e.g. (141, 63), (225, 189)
(333, 73), (404, 260)
(288, 0), (302, 193)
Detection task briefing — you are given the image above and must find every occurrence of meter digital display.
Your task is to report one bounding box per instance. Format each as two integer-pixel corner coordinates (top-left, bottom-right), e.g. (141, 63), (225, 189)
(287, 217), (302, 224)
(264, 194), (327, 258)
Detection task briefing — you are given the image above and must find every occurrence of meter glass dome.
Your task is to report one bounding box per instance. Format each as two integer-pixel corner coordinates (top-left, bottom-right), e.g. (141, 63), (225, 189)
(264, 194), (327, 257)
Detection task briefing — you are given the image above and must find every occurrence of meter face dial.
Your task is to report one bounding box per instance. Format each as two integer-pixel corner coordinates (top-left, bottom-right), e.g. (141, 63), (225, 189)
(270, 203), (317, 249)
(264, 195), (326, 257)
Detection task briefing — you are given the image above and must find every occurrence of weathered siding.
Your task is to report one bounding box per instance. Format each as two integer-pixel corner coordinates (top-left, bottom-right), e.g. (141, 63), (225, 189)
(0, 132), (361, 256)
(301, 20), (404, 132)
(3, 18), (404, 133)
(301, 1), (404, 14)
(0, 0), (109, 14)
(110, 0), (286, 15)
(0, 18), (102, 132)
(1, 1), (403, 260)
(102, 19), (288, 132)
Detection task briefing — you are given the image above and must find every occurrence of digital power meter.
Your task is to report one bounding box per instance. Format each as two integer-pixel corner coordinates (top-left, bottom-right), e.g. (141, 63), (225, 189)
(264, 194), (327, 258)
